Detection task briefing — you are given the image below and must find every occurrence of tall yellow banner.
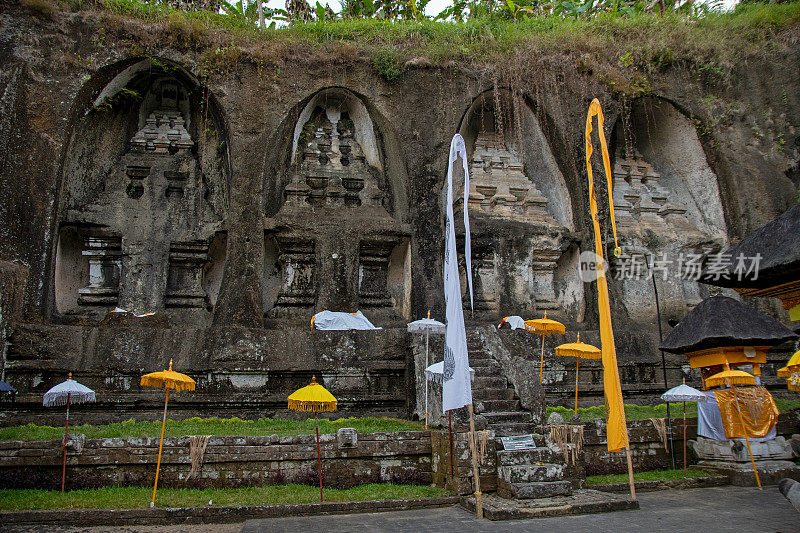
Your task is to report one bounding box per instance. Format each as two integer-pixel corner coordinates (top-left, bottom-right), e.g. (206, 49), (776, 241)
(585, 99), (630, 453)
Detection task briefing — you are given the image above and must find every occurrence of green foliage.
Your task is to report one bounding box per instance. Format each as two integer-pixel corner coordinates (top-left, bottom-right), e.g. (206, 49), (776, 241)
(0, 483), (448, 510)
(547, 398), (800, 422)
(0, 416), (424, 442)
(93, 87), (141, 111)
(586, 468), (709, 485)
(371, 48), (403, 80)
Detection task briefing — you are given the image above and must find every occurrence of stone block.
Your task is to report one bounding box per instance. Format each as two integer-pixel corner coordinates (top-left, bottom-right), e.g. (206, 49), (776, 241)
(337, 428), (357, 448)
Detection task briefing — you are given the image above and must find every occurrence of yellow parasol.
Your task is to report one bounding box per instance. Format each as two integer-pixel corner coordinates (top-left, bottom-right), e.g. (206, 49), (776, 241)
(140, 359), (195, 507)
(704, 368), (761, 488)
(288, 376), (337, 501)
(777, 350), (800, 390)
(555, 333), (601, 414)
(525, 312), (566, 383)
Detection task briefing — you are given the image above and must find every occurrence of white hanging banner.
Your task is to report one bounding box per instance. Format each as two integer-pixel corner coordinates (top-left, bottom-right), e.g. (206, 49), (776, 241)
(442, 133), (473, 412)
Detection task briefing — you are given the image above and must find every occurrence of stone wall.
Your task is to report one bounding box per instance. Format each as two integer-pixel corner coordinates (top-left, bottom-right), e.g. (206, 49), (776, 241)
(0, 3), (799, 421)
(0, 430), (431, 490)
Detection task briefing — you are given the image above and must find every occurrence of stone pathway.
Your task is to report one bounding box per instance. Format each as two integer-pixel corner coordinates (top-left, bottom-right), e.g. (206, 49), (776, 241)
(242, 486), (799, 533)
(5, 486), (799, 532)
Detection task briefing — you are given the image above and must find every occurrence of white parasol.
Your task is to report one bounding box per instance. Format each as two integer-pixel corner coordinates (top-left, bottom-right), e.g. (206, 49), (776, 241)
(661, 379), (707, 477)
(43, 377), (96, 407)
(408, 312), (445, 428)
(424, 361), (475, 384)
(43, 373), (96, 491)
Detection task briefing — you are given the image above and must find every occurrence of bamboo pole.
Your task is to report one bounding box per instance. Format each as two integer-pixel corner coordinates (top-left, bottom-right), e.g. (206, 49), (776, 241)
(731, 385), (761, 489)
(150, 388), (169, 508)
(424, 328), (430, 429)
(61, 392), (71, 492)
(683, 400), (687, 477)
(574, 357), (580, 415)
(448, 410), (454, 480)
(467, 404), (483, 519)
(625, 446), (636, 500)
(315, 412), (324, 501)
(539, 335), (545, 383)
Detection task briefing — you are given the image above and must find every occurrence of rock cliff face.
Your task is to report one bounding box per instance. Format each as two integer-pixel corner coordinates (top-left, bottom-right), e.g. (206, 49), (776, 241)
(0, 3), (798, 424)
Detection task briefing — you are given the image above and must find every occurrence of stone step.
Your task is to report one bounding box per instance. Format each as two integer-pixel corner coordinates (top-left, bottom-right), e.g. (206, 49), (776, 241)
(497, 480), (573, 500)
(473, 376), (507, 389)
(471, 361), (502, 374)
(499, 463), (566, 483)
(491, 423), (541, 437)
(472, 387), (516, 401)
(476, 399), (520, 413)
(482, 411), (531, 425)
(496, 447), (561, 466)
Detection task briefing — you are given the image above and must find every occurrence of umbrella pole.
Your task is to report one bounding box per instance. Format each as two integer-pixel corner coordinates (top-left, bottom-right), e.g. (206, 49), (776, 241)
(539, 335), (545, 383)
(732, 385), (761, 489)
(425, 330), (429, 429)
(61, 392), (71, 492)
(151, 388), (170, 508)
(683, 401), (686, 477)
(574, 357), (580, 415)
(315, 411), (323, 502)
(448, 410), (454, 480)
(467, 404), (483, 519)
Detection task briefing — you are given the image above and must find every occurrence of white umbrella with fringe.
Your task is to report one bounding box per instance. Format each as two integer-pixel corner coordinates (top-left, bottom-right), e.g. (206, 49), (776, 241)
(43, 372), (96, 492)
(661, 379), (707, 477)
(408, 311), (446, 428)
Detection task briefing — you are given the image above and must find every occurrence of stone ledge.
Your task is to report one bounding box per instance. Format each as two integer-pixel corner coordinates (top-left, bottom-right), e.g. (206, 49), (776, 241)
(460, 490), (638, 520)
(1, 497), (461, 527)
(589, 475), (729, 493)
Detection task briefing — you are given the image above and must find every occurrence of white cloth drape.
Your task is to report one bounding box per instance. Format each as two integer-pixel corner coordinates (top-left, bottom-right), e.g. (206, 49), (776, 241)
(442, 134), (473, 412)
(312, 310), (381, 330)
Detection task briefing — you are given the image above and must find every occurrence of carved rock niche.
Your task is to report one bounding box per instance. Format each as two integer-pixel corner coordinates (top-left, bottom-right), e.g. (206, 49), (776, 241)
(610, 97), (728, 320)
(53, 60), (228, 321)
(265, 89), (410, 320)
(456, 90), (579, 317)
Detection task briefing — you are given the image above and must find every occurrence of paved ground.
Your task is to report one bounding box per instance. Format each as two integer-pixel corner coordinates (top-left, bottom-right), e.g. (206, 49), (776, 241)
(242, 486), (800, 533)
(5, 486), (799, 533)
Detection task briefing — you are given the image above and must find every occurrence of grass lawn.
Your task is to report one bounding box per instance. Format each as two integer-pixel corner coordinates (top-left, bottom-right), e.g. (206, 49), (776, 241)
(547, 399), (800, 422)
(0, 483), (449, 511)
(586, 468), (710, 486)
(0, 416), (424, 442)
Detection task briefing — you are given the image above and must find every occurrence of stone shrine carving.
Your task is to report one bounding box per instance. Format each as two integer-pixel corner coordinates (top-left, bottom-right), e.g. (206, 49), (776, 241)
(284, 105), (386, 209)
(266, 90), (410, 318)
(55, 76), (226, 317)
(612, 148), (698, 236)
(468, 132), (556, 226)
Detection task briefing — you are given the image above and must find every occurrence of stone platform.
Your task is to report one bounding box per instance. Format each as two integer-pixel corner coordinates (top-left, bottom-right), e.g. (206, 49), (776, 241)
(696, 460), (800, 487)
(460, 490), (638, 520)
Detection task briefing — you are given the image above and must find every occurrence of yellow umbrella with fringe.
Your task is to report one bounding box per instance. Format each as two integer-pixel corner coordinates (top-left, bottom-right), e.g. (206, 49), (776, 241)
(525, 312), (566, 383)
(555, 333), (601, 414)
(777, 350), (800, 391)
(704, 368), (761, 488)
(288, 375), (337, 502)
(140, 359), (195, 507)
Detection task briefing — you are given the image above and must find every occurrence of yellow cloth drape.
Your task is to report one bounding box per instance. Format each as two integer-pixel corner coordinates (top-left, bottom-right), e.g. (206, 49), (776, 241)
(585, 98), (629, 452)
(714, 387), (779, 439)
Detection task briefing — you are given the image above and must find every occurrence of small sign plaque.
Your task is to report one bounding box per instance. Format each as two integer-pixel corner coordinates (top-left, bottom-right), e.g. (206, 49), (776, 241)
(500, 434), (536, 450)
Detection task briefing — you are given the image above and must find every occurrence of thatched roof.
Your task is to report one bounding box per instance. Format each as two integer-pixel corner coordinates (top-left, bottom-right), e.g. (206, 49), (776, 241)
(701, 204), (800, 289)
(660, 295), (797, 354)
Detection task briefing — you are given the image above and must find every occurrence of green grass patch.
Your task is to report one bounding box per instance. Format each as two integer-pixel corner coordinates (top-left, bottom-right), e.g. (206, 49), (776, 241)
(0, 416), (424, 442)
(547, 399), (800, 422)
(586, 468), (709, 486)
(0, 483), (448, 510)
(34, 0), (800, 80)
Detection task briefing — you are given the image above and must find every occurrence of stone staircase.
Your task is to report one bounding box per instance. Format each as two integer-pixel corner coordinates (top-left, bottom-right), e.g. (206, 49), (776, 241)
(495, 435), (573, 499)
(467, 328), (574, 500)
(467, 329), (537, 437)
